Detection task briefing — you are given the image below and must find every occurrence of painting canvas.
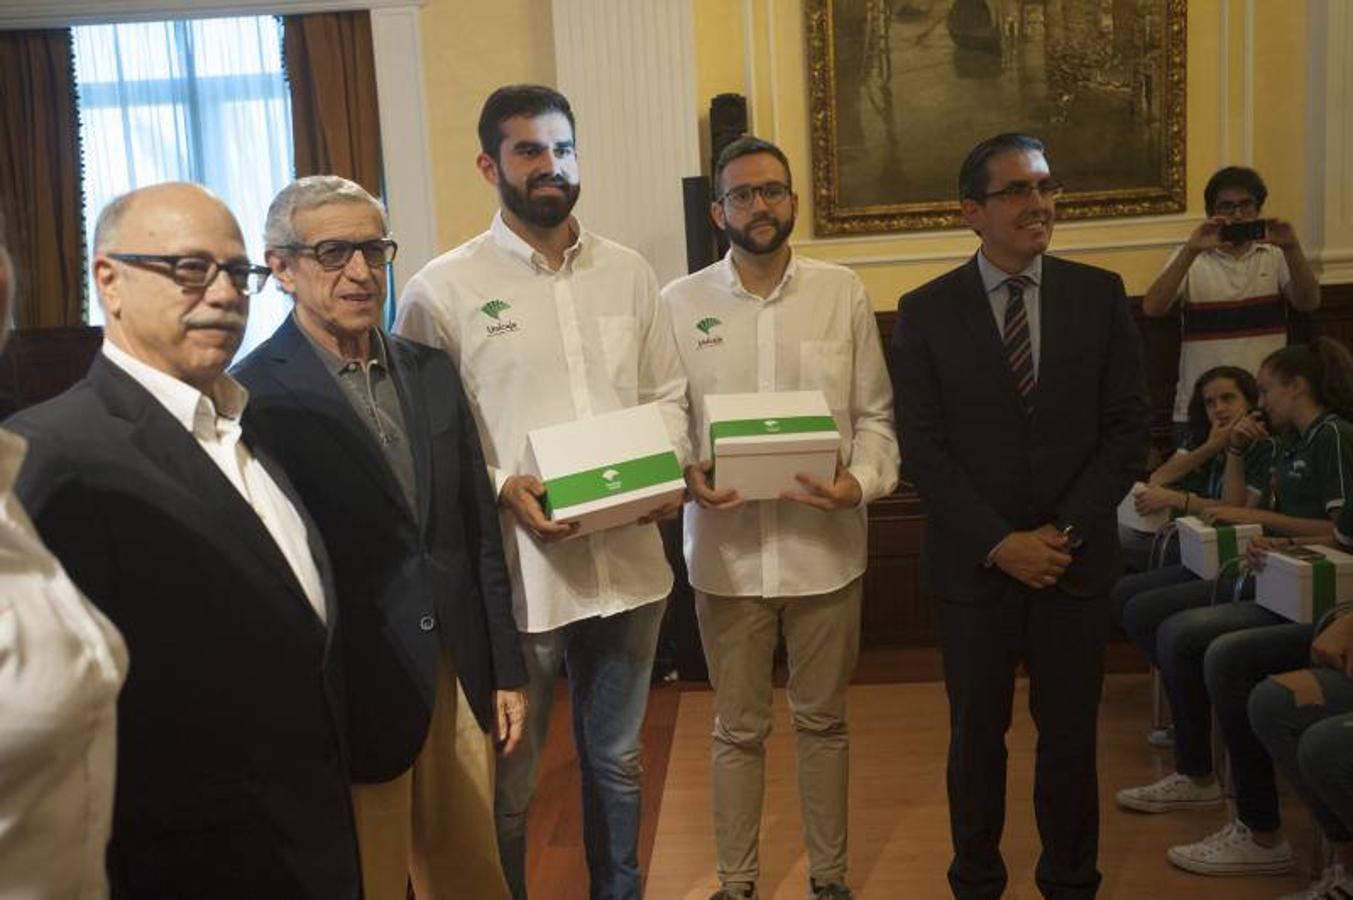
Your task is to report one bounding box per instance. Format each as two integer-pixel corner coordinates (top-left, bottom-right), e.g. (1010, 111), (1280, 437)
(806, 0), (1186, 235)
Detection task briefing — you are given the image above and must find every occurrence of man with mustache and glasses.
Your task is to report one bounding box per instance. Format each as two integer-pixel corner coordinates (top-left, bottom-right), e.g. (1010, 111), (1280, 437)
(233, 175), (526, 900)
(6, 182), (362, 899)
(661, 136), (898, 900)
(396, 84), (691, 900)
(890, 134), (1148, 899)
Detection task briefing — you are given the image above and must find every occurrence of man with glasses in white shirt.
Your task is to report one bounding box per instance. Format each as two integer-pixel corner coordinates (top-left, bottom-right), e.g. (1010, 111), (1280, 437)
(1141, 166), (1320, 449)
(663, 136), (898, 900)
(396, 84), (691, 900)
(6, 182), (361, 898)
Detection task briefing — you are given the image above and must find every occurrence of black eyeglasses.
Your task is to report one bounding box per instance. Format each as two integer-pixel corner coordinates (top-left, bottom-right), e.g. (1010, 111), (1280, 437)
(981, 179), (1064, 203)
(107, 253), (271, 295)
(718, 181), (792, 210)
(1213, 198), (1258, 216)
(279, 238), (398, 271)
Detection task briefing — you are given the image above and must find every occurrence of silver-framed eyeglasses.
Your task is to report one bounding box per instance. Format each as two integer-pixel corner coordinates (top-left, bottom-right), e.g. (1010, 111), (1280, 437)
(107, 253), (271, 295)
(279, 238), (399, 271)
(981, 179), (1064, 203)
(718, 181), (792, 210)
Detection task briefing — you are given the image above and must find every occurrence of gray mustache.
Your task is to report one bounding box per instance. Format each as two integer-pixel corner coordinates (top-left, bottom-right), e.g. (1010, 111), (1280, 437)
(185, 313), (246, 332)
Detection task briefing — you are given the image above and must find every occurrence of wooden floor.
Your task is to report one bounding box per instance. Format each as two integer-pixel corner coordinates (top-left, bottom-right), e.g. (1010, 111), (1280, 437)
(525, 647), (1320, 899)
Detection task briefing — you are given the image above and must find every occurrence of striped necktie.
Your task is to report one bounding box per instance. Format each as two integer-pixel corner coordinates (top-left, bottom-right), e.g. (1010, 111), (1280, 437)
(1003, 276), (1035, 408)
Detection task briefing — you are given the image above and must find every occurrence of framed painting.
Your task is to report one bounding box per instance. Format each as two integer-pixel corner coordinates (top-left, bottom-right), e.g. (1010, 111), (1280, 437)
(805, 0), (1187, 235)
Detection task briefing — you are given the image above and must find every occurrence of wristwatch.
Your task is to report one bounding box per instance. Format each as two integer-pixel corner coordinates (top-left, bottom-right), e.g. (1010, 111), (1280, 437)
(1060, 524), (1086, 555)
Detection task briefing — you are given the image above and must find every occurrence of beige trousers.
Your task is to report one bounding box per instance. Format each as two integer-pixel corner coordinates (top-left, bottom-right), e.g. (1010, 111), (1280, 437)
(695, 578), (862, 887)
(350, 657), (509, 900)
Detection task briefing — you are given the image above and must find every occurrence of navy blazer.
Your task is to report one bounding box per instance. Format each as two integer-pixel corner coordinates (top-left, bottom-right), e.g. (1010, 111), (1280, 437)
(890, 254), (1150, 601)
(233, 316), (526, 783)
(6, 355), (360, 900)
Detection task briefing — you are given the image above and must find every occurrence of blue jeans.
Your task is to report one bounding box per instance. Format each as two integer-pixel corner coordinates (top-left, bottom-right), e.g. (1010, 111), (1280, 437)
(1251, 668), (1353, 841)
(494, 599), (665, 900)
(1111, 565), (1204, 666)
(1202, 621), (1312, 831)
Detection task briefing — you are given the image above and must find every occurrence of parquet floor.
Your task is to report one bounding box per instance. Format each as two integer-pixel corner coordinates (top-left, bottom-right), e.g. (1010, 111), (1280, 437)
(524, 647), (1320, 899)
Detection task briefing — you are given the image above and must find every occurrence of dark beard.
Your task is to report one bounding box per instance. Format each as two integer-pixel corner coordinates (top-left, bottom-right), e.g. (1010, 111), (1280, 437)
(498, 170), (580, 229)
(725, 213), (794, 255)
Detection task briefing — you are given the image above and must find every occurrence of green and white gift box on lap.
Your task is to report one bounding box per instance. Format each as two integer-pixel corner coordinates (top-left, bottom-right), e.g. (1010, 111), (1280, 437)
(1256, 544), (1353, 624)
(704, 390), (841, 501)
(526, 403), (685, 539)
(1117, 482), (1173, 533)
(1175, 516), (1264, 579)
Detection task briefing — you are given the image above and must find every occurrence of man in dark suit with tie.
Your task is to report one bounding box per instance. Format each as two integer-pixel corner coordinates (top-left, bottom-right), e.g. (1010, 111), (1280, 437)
(233, 175), (526, 900)
(6, 182), (361, 898)
(890, 134), (1149, 899)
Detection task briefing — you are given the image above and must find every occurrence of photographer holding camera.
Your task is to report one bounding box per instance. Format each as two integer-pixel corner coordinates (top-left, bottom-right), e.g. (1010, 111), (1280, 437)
(1142, 166), (1320, 449)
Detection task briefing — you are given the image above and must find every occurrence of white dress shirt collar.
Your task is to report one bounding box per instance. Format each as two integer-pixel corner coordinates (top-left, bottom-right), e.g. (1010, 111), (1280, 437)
(101, 339), (249, 435)
(719, 249), (800, 303)
(490, 210), (586, 275)
(0, 426), (26, 497)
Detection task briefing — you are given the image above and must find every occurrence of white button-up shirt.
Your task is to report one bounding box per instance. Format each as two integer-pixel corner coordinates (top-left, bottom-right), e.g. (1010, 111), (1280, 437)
(0, 427), (127, 899)
(395, 213), (692, 633)
(102, 342), (327, 623)
(662, 252), (899, 598)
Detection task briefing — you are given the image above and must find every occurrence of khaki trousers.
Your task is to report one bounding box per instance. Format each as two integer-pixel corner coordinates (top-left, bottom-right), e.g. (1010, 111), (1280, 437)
(350, 656), (509, 900)
(695, 578), (862, 887)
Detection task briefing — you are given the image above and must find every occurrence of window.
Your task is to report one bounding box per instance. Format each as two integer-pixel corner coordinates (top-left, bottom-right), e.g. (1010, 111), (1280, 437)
(73, 15), (295, 358)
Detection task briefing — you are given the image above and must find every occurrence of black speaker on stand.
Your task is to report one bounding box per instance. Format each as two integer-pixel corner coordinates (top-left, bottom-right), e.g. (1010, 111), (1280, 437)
(708, 93), (748, 260)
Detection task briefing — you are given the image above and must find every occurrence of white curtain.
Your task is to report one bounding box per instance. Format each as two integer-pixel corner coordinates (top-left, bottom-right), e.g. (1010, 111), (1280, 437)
(73, 15), (295, 358)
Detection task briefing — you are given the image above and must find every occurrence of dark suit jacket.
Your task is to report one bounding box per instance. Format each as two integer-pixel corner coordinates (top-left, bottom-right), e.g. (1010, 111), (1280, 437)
(890, 254), (1149, 602)
(232, 316), (526, 783)
(5, 355), (360, 900)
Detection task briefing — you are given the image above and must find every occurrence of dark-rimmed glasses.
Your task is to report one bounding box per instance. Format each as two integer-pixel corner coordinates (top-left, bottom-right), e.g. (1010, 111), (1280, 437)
(278, 239), (399, 271)
(107, 253), (271, 295)
(1213, 198), (1258, 216)
(718, 182), (792, 210)
(981, 179), (1064, 203)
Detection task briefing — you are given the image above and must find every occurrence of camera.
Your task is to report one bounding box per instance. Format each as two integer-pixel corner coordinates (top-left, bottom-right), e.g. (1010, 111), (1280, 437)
(1220, 219), (1266, 244)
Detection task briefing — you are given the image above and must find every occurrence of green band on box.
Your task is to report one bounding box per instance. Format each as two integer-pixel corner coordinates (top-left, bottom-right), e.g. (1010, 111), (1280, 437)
(1313, 556), (1336, 621)
(710, 415), (838, 445)
(543, 451), (682, 518)
(1216, 524), (1238, 564)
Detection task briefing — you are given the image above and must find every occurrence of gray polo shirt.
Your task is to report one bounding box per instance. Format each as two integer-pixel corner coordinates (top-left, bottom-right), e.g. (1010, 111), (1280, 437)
(300, 318), (417, 513)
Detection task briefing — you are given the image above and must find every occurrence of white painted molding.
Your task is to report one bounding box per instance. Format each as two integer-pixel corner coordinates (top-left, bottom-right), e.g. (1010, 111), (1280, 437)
(1218, 2), (1230, 164)
(369, 4), (438, 296)
(1242, 0), (1255, 165)
(766, 0), (780, 146)
(0, 0), (423, 29)
(742, 0), (759, 136)
(1313, 0), (1353, 284)
(815, 234), (1196, 270)
(552, 0), (701, 285)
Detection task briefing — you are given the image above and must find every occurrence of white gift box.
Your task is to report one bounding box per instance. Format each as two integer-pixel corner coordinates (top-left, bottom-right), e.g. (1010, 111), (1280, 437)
(526, 403), (685, 538)
(1117, 482), (1173, 533)
(705, 390), (841, 501)
(1175, 515), (1264, 579)
(1256, 544), (1353, 624)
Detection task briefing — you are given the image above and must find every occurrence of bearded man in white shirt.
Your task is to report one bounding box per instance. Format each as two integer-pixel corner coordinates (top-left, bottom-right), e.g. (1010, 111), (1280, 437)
(663, 137), (899, 900)
(395, 84), (691, 900)
(6, 183), (361, 899)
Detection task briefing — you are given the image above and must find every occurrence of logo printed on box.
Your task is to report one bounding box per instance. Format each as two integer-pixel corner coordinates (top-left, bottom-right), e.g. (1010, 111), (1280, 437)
(763, 419), (781, 432)
(695, 316), (724, 349)
(481, 299), (521, 336)
(602, 468), (622, 491)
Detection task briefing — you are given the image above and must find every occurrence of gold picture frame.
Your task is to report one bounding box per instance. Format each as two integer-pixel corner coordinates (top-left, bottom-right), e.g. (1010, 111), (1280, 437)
(806, 0), (1187, 235)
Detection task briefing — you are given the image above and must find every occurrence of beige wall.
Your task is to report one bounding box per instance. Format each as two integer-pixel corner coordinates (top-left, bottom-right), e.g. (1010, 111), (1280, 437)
(416, 1), (1318, 306)
(419, 0), (557, 252)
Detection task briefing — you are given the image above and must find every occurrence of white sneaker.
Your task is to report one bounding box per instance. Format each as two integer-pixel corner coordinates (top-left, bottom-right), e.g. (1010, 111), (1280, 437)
(1147, 725), (1175, 748)
(1166, 820), (1294, 875)
(1280, 863), (1353, 899)
(1116, 772), (1223, 813)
